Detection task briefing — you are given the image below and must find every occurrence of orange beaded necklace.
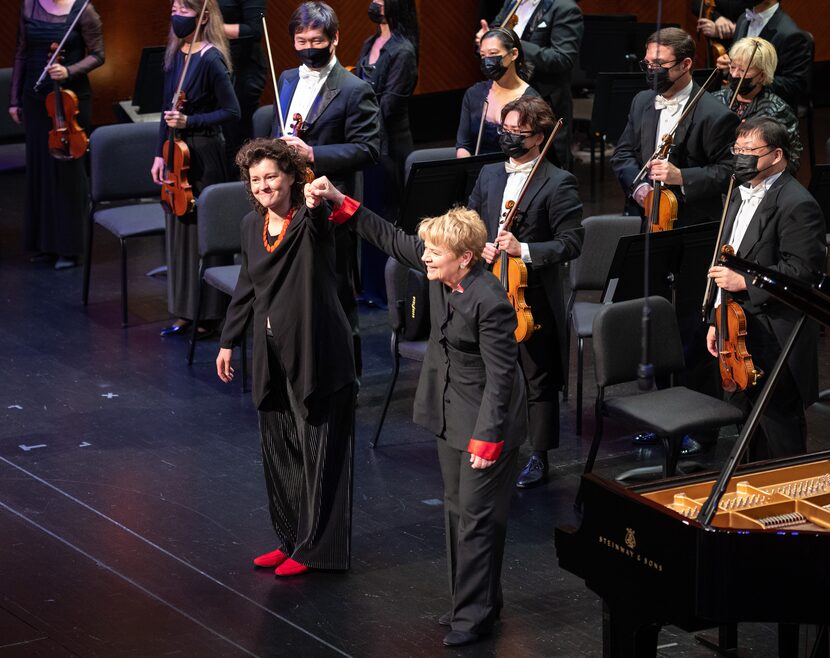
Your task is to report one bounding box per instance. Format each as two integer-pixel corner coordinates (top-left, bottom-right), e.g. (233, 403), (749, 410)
(262, 207), (294, 253)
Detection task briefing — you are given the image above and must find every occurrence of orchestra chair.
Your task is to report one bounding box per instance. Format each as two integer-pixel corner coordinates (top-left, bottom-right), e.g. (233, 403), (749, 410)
(370, 257), (429, 448)
(187, 182), (250, 391)
(82, 122), (166, 326)
(563, 214), (641, 436)
(251, 104), (274, 139)
(0, 68), (26, 172)
(583, 296), (744, 483)
(403, 147), (456, 183)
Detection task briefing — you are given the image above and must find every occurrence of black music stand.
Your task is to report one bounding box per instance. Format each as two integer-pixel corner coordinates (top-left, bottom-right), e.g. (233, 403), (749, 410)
(132, 46), (166, 114)
(397, 152), (505, 234)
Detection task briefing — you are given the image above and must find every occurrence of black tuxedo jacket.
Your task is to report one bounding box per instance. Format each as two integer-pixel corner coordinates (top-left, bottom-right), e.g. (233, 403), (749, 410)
(610, 82), (740, 226)
(346, 205), (528, 456)
(734, 8), (811, 109)
(467, 159), (583, 374)
(717, 171), (826, 405)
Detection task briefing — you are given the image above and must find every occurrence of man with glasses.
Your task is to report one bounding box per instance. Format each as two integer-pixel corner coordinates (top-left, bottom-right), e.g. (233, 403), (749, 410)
(468, 95), (584, 489)
(611, 27), (739, 227)
(707, 116), (825, 460)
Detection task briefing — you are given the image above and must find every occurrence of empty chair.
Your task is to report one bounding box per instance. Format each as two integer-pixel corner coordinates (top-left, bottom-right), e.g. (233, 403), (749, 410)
(82, 122), (166, 326)
(563, 214), (641, 435)
(583, 296), (744, 482)
(187, 182), (250, 388)
(252, 104), (275, 139)
(403, 147), (457, 183)
(371, 257), (429, 448)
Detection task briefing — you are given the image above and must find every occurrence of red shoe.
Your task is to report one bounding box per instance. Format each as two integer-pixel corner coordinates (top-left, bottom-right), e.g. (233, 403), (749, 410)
(253, 548), (288, 568)
(275, 558), (310, 577)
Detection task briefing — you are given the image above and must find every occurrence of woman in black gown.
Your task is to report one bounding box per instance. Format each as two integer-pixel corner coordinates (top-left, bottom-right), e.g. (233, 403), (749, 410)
(9, 0), (104, 270)
(150, 0), (240, 336)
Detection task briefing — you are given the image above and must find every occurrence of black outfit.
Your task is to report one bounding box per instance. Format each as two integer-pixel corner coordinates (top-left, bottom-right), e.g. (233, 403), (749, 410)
(219, 206), (356, 569)
(468, 159), (583, 452)
(711, 85), (803, 168)
(733, 5), (812, 109)
(156, 46), (240, 321)
(271, 61), (381, 374)
(218, 0), (266, 163)
(611, 81), (740, 227)
(492, 0), (583, 169)
(455, 81), (540, 156)
(713, 172), (826, 460)
(10, 0), (104, 259)
(357, 32), (418, 304)
(341, 203), (527, 635)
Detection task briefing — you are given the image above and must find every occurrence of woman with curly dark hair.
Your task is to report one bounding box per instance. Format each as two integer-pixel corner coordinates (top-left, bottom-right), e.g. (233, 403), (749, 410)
(216, 138), (358, 577)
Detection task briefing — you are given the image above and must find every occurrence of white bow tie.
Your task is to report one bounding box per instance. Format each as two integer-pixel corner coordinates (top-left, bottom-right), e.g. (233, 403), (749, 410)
(299, 66), (321, 81)
(654, 96), (682, 112)
(505, 160), (535, 175)
(739, 184), (766, 202)
(745, 8), (762, 23)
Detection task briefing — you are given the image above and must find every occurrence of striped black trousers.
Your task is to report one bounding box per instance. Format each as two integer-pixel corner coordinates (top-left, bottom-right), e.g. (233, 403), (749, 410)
(258, 333), (356, 570)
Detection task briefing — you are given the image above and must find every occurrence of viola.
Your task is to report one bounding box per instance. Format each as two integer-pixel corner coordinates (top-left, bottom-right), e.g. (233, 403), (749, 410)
(715, 245), (763, 392)
(45, 43), (88, 161)
(644, 134), (678, 233)
(161, 90), (195, 217)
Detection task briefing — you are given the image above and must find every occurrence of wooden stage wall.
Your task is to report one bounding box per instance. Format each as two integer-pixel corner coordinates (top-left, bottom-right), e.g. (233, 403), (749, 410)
(1, 0), (827, 127)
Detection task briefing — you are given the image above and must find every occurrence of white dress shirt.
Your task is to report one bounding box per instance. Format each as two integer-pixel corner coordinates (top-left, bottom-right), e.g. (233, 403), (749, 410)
(746, 2), (779, 37)
(499, 158), (536, 263)
(284, 55), (338, 135)
(512, 0), (541, 39)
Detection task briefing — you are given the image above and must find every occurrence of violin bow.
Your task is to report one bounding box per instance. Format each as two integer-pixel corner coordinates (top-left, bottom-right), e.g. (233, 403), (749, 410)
(261, 14), (287, 137)
(34, 0), (92, 91)
(700, 174), (737, 321)
(170, 0), (210, 109)
(728, 40), (760, 111)
(474, 99), (489, 156)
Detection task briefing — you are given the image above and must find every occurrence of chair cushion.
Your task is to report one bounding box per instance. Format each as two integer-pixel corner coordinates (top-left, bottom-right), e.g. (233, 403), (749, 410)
(604, 387), (744, 436)
(204, 265), (240, 296)
(572, 301), (603, 337)
(94, 203), (166, 239)
(399, 339), (427, 362)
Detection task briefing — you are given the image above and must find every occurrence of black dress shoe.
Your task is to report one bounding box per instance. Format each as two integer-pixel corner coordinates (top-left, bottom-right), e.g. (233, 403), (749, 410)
(438, 611), (452, 627)
(443, 630), (481, 647)
(632, 432), (658, 446)
(516, 455), (547, 489)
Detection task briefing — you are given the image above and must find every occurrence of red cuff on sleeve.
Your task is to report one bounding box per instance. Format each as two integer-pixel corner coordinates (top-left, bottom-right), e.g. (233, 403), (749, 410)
(467, 439), (504, 461)
(329, 196), (361, 224)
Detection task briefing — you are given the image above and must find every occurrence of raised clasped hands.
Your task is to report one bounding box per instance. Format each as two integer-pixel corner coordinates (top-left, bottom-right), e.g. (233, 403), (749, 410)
(304, 175), (345, 209)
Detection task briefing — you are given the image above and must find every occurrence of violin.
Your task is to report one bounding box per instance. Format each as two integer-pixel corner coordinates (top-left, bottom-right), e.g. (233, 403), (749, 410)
(491, 118), (564, 343)
(45, 43), (88, 161)
(292, 112), (306, 138)
(161, 90), (194, 217)
(499, 0), (524, 30)
(644, 134), (678, 233)
(698, 0), (728, 69)
(715, 245), (763, 391)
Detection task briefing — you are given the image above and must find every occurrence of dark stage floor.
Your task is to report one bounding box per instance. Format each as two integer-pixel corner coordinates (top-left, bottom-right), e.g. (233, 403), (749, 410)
(1, 116), (829, 657)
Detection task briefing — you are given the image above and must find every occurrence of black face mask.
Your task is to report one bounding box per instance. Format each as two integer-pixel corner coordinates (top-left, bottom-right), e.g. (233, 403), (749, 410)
(172, 14), (198, 39)
(296, 46), (333, 69)
(368, 2), (384, 23)
(480, 55), (509, 81)
(729, 75), (758, 96)
(645, 67), (674, 95)
(733, 152), (776, 184)
(499, 131), (531, 159)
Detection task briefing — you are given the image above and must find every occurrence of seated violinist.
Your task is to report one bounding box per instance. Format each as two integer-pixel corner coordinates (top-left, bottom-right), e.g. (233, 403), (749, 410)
(707, 117), (825, 460)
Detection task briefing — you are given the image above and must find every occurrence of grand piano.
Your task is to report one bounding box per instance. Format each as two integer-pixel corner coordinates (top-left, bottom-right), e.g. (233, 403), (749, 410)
(555, 256), (830, 656)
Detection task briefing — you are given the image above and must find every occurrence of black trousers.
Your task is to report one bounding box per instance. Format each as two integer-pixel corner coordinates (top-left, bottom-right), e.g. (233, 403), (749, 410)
(437, 440), (519, 634)
(258, 334), (356, 569)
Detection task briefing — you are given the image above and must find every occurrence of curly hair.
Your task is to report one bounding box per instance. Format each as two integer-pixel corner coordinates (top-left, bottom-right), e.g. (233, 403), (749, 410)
(235, 138), (308, 215)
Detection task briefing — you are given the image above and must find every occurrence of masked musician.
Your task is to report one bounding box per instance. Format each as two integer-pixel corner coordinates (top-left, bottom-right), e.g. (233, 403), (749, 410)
(707, 117), (825, 460)
(469, 95), (583, 488)
(269, 1), (381, 380)
(10, 0), (104, 270)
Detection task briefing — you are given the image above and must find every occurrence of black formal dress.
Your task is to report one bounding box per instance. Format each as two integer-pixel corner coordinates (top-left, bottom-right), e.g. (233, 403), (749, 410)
(468, 158), (583, 452)
(356, 32), (418, 304)
(455, 81), (540, 156)
(733, 6), (811, 110)
(611, 81), (740, 227)
(218, 0), (266, 162)
(219, 204), (357, 569)
(491, 0), (583, 169)
(336, 201), (527, 635)
(11, 0), (104, 260)
(156, 46), (240, 321)
(713, 171), (826, 460)
(271, 60), (381, 374)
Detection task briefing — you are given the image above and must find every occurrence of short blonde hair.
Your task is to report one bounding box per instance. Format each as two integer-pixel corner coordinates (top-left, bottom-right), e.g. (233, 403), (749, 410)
(729, 37), (777, 86)
(417, 206), (487, 265)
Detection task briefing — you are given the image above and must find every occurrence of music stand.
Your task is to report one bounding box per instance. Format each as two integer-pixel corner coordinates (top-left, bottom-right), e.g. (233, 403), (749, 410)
(397, 152), (506, 234)
(132, 46), (166, 114)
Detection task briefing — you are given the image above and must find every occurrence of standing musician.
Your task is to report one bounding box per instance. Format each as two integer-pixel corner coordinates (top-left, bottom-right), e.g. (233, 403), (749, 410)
(693, 0), (746, 44)
(475, 0), (583, 170)
(706, 117), (825, 460)
(150, 0), (240, 337)
(270, 1), (381, 379)
(611, 28), (739, 228)
(9, 0), (104, 270)
(715, 1), (811, 111)
(469, 95), (583, 489)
